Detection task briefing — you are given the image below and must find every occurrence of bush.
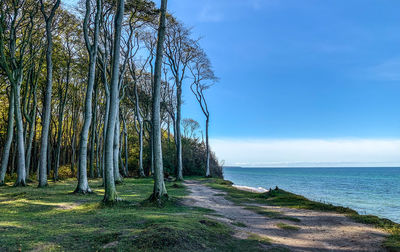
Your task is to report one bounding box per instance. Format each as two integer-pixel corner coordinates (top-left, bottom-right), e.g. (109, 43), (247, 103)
(56, 165), (76, 180)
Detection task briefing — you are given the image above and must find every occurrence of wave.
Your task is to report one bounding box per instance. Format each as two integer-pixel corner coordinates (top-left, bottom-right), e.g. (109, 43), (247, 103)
(232, 185), (269, 193)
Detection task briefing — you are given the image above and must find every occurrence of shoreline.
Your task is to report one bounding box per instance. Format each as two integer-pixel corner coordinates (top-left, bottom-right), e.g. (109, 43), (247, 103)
(231, 182), (399, 225)
(207, 178), (400, 251)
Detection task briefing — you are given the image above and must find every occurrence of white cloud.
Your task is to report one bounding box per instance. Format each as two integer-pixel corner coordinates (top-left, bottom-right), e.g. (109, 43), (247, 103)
(210, 138), (400, 167)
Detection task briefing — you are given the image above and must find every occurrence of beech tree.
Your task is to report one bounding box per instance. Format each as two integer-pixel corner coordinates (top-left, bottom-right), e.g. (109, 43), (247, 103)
(149, 0), (168, 203)
(103, 0), (124, 203)
(75, 0), (102, 194)
(38, 0), (61, 188)
(0, 0), (39, 186)
(190, 48), (217, 177)
(0, 0), (221, 199)
(165, 17), (198, 181)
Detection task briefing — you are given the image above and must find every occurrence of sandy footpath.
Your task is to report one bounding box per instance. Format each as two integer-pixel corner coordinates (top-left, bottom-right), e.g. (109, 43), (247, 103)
(183, 180), (388, 252)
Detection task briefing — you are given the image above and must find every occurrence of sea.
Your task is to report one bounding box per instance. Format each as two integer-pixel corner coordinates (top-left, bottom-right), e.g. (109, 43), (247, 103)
(224, 167), (400, 223)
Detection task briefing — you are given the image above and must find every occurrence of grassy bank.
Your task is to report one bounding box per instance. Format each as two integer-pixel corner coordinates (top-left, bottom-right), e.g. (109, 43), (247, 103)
(0, 178), (272, 251)
(204, 178), (400, 252)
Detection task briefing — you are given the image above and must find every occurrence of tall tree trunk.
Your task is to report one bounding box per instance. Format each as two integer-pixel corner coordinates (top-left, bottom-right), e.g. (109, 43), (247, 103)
(54, 98), (66, 181)
(0, 88), (15, 185)
(175, 85), (183, 181)
(89, 115), (96, 178)
(113, 106), (123, 183)
(134, 83), (145, 177)
(102, 88), (110, 182)
(38, 0), (61, 187)
(150, 0), (168, 203)
(25, 83), (38, 179)
(205, 117), (210, 177)
(138, 122), (145, 177)
(103, 0), (124, 203)
(76, 0), (101, 194)
(14, 80), (27, 187)
(121, 114), (128, 177)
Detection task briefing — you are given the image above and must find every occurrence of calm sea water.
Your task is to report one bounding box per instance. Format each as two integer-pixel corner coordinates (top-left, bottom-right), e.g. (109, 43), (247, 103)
(224, 167), (400, 223)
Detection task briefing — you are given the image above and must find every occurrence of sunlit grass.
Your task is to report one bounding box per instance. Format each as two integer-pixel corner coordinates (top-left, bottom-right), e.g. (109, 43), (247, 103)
(0, 177), (274, 251)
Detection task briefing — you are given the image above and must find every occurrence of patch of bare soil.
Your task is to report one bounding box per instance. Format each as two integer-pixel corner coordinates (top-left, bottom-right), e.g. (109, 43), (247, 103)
(183, 180), (388, 252)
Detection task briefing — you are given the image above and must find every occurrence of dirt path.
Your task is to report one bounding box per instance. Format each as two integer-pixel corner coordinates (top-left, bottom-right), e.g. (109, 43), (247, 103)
(183, 180), (388, 252)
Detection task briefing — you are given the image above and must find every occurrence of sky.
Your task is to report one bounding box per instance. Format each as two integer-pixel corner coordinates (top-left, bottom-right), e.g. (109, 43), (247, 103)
(64, 0), (400, 167)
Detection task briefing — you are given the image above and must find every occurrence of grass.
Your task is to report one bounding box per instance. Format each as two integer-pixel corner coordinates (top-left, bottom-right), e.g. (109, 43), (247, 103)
(232, 221), (247, 227)
(204, 178), (400, 252)
(0, 177), (278, 251)
(276, 223), (300, 231)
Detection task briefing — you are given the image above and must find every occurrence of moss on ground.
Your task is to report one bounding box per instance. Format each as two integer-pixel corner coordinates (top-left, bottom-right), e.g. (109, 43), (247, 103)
(204, 178), (400, 252)
(0, 178), (275, 251)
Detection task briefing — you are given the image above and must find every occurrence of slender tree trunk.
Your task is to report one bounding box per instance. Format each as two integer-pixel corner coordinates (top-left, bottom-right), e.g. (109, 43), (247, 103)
(113, 106), (123, 183)
(150, 0), (168, 203)
(138, 123), (145, 177)
(205, 117), (210, 177)
(175, 85), (183, 181)
(134, 83), (145, 177)
(89, 79), (98, 178)
(149, 124), (154, 175)
(38, 1), (60, 187)
(25, 84), (38, 179)
(76, 0), (101, 194)
(122, 115), (128, 177)
(54, 101), (66, 181)
(103, 0), (124, 203)
(14, 80), (27, 187)
(96, 125), (101, 178)
(0, 88), (15, 185)
(102, 88), (110, 182)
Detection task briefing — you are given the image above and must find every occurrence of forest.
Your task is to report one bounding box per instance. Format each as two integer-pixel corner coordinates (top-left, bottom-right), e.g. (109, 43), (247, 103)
(0, 0), (222, 203)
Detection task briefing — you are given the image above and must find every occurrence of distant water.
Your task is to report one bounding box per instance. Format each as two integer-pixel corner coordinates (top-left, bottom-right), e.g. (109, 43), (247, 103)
(224, 167), (400, 223)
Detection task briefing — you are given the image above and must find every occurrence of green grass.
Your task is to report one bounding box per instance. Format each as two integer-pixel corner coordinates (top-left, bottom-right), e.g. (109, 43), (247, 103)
(276, 223), (300, 231)
(204, 178), (400, 252)
(0, 178), (278, 251)
(232, 221), (247, 227)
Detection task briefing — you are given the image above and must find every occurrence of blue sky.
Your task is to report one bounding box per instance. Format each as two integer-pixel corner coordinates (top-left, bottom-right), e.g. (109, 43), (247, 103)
(65, 0), (400, 166)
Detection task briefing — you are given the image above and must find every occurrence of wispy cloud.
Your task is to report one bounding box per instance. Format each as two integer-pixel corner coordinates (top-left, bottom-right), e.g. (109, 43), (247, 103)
(210, 138), (400, 167)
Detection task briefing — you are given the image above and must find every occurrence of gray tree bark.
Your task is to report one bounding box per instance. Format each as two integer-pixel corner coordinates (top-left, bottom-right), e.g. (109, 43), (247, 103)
(103, 0), (124, 203)
(175, 85), (183, 181)
(113, 105), (123, 183)
(150, 0), (168, 203)
(14, 76), (27, 186)
(0, 88), (15, 185)
(38, 0), (61, 188)
(75, 0), (102, 194)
